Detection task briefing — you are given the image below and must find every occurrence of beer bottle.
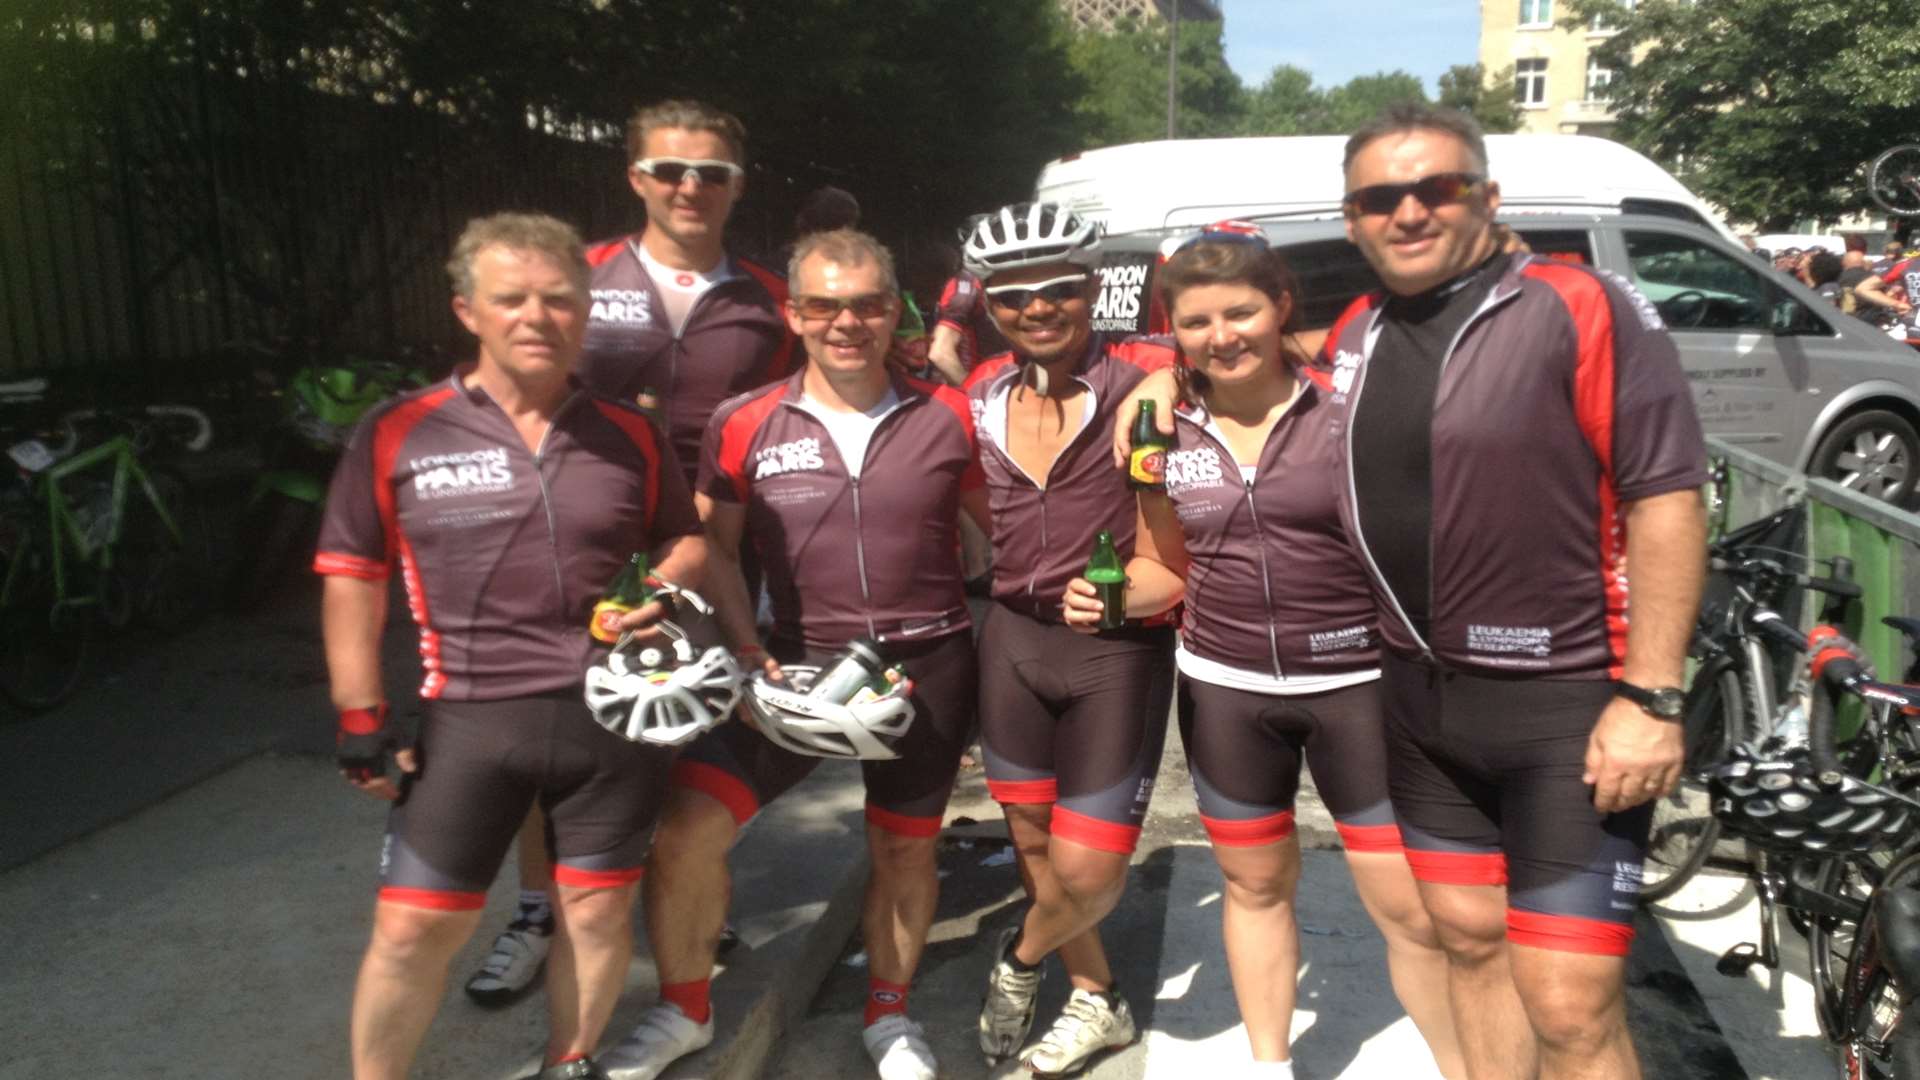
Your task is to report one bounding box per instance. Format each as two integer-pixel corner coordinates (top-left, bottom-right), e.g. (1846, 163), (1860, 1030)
(1084, 530), (1127, 630)
(1128, 400), (1169, 490)
(590, 552), (656, 644)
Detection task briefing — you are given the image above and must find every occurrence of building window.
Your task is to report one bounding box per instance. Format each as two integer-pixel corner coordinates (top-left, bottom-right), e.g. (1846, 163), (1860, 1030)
(1519, 0), (1552, 27)
(1590, 0), (1635, 31)
(1585, 56), (1614, 102)
(1516, 58), (1548, 107)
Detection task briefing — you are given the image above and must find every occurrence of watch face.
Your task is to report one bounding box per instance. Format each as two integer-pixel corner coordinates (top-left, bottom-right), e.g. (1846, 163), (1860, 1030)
(1650, 688), (1686, 718)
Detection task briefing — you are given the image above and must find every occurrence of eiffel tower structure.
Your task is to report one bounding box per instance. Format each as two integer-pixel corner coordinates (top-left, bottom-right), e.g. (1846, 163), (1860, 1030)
(1058, 0), (1222, 33)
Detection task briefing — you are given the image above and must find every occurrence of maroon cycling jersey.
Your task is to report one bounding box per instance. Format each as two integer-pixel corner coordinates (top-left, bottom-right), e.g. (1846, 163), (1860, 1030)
(577, 236), (795, 479)
(1325, 255), (1708, 679)
(963, 336), (1175, 621)
(1164, 382), (1378, 678)
(698, 369), (982, 649)
(315, 374), (701, 701)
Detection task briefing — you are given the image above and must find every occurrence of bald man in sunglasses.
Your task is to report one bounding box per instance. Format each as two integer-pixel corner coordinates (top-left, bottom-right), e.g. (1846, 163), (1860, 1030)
(1325, 104), (1707, 1080)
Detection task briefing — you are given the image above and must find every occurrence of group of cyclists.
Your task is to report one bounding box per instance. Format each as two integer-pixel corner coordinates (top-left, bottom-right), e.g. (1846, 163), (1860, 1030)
(318, 97), (1710, 1080)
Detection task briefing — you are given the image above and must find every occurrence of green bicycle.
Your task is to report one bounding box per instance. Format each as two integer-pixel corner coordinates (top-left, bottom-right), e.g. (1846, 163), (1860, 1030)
(0, 400), (214, 713)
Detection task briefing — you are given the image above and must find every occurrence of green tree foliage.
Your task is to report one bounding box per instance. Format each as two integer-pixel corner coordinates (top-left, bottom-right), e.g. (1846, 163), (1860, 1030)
(1437, 63), (1524, 135)
(1322, 71), (1428, 133)
(1067, 16), (1245, 145)
(1243, 65), (1327, 135)
(1566, 0), (1920, 227)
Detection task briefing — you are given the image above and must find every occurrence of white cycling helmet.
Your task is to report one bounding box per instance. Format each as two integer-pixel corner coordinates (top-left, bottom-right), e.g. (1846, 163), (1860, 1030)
(962, 201), (1102, 277)
(742, 666), (916, 760)
(584, 590), (743, 747)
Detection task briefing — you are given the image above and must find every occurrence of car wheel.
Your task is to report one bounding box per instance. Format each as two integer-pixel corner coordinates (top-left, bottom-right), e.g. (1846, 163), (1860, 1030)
(1810, 409), (1920, 507)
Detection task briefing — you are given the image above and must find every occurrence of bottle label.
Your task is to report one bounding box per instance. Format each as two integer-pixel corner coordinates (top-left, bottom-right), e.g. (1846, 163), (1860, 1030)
(589, 600), (632, 644)
(1128, 445), (1166, 485)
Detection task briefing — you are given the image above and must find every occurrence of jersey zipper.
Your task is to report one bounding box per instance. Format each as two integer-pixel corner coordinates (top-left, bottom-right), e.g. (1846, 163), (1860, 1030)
(991, 366), (1097, 602)
(530, 393), (581, 619)
(782, 388), (913, 642)
(1242, 476), (1284, 679)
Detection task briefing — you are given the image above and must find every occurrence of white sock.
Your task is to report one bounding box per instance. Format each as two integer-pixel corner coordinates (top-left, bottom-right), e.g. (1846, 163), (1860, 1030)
(1246, 1060), (1294, 1079)
(516, 889), (553, 927)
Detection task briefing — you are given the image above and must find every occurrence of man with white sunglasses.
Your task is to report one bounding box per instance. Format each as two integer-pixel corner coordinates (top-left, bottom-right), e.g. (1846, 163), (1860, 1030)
(462, 98), (794, 1012)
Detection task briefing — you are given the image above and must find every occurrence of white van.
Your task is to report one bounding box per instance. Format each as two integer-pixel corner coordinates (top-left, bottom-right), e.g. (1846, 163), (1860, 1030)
(1034, 133), (1745, 248)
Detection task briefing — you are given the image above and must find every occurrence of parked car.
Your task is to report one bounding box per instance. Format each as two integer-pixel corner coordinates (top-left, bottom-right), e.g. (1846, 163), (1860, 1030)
(1038, 135), (1920, 507)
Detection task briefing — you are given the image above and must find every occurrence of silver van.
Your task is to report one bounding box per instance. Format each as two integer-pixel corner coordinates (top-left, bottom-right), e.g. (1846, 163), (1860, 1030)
(1084, 212), (1920, 507)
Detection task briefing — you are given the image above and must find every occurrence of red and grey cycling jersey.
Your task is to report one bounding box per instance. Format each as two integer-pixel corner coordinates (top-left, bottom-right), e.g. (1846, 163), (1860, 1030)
(1878, 257), (1920, 329)
(577, 236), (795, 479)
(1165, 382), (1378, 678)
(315, 374), (701, 701)
(963, 335), (1175, 621)
(1324, 255), (1708, 679)
(697, 369), (982, 649)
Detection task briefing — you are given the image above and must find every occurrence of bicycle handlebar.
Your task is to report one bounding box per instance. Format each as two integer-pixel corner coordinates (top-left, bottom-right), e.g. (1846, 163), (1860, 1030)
(49, 404), (214, 459)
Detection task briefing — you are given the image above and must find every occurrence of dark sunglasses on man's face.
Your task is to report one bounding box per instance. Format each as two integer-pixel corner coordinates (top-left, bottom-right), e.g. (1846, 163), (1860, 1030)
(791, 293), (894, 321)
(1342, 172), (1484, 217)
(632, 157), (744, 187)
(985, 275), (1090, 311)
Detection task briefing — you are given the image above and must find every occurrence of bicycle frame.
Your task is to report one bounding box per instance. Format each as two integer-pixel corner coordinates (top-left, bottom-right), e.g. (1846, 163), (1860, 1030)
(12, 435), (182, 617)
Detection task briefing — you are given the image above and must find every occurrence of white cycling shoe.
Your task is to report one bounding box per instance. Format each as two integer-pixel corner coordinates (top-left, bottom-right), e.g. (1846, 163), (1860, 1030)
(862, 1013), (939, 1080)
(600, 1002), (714, 1080)
(1022, 988), (1136, 1077)
(464, 919), (552, 1005)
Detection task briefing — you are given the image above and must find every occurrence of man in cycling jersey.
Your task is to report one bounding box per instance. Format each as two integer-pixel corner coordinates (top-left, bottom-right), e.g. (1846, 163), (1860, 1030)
(599, 228), (984, 1080)
(468, 99), (794, 1005)
(317, 213), (706, 1080)
(960, 202), (1178, 1075)
(1326, 103), (1707, 1080)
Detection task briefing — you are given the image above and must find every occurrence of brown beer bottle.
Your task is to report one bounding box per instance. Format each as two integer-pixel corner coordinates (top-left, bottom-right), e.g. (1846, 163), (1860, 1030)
(1128, 400), (1169, 490)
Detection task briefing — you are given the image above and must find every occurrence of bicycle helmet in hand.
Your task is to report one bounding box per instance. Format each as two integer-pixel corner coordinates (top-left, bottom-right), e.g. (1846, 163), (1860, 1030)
(1708, 744), (1917, 855)
(962, 202), (1102, 278)
(585, 618), (745, 748)
(741, 666), (916, 760)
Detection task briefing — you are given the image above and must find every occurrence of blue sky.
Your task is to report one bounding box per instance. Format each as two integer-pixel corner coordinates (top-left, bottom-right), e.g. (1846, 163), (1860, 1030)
(1218, 1), (1483, 95)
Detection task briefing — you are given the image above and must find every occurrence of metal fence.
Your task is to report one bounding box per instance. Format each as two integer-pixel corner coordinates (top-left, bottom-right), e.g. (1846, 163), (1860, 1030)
(0, 54), (633, 393)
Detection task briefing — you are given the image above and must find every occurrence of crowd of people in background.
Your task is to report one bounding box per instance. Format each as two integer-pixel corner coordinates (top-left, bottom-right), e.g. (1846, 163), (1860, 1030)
(1744, 232), (1920, 343)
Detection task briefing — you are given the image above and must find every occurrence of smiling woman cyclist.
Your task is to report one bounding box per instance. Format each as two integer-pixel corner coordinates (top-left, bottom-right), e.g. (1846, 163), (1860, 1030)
(1062, 222), (1464, 1080)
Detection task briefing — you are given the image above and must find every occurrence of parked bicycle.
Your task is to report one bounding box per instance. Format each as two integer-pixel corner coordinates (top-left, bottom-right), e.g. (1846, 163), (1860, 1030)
(1639, 506), (1861, 901)
(0, 397), (215, 712)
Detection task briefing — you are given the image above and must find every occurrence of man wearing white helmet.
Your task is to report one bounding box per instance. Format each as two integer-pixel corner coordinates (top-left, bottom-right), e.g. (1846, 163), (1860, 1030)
(960, 201), (1180, 1075)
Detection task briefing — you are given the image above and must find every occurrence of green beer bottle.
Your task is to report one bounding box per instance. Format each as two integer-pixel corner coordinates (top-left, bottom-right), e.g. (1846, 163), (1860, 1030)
(1085, 530), (1127, 630)
(590, 552), (656, 644)
(1128, 400), (1169, 490)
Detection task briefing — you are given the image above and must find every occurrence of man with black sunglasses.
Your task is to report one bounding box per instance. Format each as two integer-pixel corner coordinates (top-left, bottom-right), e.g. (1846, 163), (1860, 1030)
(1326, 103), (1708, 1080)
(959, 202), (1179, 1076)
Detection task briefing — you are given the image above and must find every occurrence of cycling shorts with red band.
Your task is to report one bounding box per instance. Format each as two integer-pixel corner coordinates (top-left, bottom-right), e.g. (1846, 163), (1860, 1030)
(977, 604), (1175, 854)
(673, 631), (976, 835)
(1380, 652), (1649, 955)
(376, 690), (672, 910)
(1178, 676), (1401, 852)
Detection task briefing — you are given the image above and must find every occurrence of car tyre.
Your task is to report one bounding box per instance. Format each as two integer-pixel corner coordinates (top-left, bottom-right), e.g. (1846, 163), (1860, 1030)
(1810, 409), (1920, 508)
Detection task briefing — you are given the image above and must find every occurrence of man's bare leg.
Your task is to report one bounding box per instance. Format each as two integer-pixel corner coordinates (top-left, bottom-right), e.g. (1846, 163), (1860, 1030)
(1416, 880), (1538, 1080)
(644, 790), (740, 988)
(1002, 802), (1129, 989)
(544, 880), (641, 1063)
(1346, 851), (1465, 1079)
(350, 901), (483, 1080)
(1511, 944), (1638, 1080)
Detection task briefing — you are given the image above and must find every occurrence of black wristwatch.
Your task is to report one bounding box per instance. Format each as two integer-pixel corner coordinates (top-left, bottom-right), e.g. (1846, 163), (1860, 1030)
(1613, 679), (1685, 720)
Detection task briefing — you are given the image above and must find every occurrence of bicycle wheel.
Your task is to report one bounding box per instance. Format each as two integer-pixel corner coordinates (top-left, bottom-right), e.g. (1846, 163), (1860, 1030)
(1641, 658), (1750, 901)
(120, 467), (214, 633)
(1871, 145), (1920, 218)
(1840, 850), (1920, 1080)
(0, 517), (91, 713)
(1812, 852), (1885, 1043)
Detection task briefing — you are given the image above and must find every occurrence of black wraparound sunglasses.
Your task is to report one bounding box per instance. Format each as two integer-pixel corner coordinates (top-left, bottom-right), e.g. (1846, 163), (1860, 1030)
(1342, 172), (1485, 216)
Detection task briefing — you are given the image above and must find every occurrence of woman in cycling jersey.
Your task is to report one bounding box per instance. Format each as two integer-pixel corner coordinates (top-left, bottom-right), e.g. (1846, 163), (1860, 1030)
(1063, 224), (1463, 1079)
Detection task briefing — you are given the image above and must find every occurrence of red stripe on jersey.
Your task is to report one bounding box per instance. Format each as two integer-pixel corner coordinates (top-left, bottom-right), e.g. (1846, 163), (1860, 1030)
(865, 804), (943, 838)
(737, 258), (797, 379)
(372, 388), (457, 699)
(1051, 807), (1141, 854)
(670, 760), (761, 825)
(585, 236), (631, 268)
(1335, 821), (1406, 853)
(1107, 338), (1177, 373)
(1322, 293), (1380, 365)
(313, 551), (388, 580)
(378, 886), (486, 911)
(591, 401), (663, 523)
(961, 352), (1018, 393)
(552, 864), (645, 889)
(1301, 365), (1334, 392)
(915, 377), (986, 491)
(1405, 848), (1507, 886)
(1201, 810), (1296, 848)
(987, 777), (1059, 804)
(715, 384), (790, 503)
(1526, 260), (1629, 675)
(1506, 909), (1635, 956)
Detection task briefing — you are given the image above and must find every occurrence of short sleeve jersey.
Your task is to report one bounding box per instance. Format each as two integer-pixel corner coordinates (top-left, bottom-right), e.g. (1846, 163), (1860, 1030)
(315, 375), (702, 701)
(963, 336), (1175, 621)
(1881, 258), (1920, 329)
(1325, 255), (1709, 679)
(576, 236), (795, 481)
(697, 369), (983, 649)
